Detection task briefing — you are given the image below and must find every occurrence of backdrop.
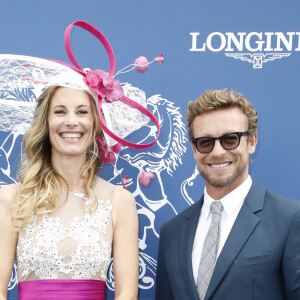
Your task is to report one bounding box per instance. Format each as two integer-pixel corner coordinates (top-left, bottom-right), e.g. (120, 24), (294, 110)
(1, 1), (299, 299)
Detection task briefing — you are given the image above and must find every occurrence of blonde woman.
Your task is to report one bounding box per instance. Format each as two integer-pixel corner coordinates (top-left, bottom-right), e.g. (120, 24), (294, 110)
(0, 85), (139, 300)
(0, 19), (163, 299)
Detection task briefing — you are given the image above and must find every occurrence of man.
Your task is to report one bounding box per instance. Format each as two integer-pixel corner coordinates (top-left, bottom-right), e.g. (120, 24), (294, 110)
(155, 88), (300, 300)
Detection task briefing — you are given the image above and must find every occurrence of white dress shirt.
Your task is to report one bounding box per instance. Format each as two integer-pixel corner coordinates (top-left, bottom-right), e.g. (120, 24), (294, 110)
(192, 176), (252, 282)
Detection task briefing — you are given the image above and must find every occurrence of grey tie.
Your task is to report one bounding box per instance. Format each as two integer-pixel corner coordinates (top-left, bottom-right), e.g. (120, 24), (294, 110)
(196, 201), (223, 300)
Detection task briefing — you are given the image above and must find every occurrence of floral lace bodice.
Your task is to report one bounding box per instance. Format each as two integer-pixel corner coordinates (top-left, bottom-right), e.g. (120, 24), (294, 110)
(16, 178), (116, 282)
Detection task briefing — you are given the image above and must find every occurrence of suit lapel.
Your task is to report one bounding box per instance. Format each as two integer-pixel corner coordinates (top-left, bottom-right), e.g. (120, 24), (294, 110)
(204, 181), (266, 300)
(180, 197), (203, 300)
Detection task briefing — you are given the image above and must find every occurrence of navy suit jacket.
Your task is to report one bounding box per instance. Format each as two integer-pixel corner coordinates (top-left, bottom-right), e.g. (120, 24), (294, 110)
(155, 181), (300, 300)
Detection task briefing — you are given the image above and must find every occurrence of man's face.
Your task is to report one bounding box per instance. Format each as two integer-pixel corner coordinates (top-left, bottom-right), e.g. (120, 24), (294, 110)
(192, 107), (257, 198)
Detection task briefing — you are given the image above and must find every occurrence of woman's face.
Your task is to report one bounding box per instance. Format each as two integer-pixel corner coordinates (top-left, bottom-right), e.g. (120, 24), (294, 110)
(48, 87), (94, 160)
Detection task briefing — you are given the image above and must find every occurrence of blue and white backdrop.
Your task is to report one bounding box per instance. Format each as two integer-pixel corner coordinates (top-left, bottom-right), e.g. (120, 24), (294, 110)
(1, 1), (299, 299)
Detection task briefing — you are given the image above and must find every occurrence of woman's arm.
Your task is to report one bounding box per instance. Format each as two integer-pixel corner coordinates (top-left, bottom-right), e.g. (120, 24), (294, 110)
(111, 188), (139, 300)
(0, 185), (18, 300)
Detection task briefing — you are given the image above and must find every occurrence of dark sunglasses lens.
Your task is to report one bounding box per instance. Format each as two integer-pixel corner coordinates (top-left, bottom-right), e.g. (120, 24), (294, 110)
(221, 134), (239, 149)
(197, 138), (214, 153)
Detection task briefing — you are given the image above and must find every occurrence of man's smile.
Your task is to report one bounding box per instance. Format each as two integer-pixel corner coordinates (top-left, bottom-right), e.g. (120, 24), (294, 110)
(208, 162), (232, 169)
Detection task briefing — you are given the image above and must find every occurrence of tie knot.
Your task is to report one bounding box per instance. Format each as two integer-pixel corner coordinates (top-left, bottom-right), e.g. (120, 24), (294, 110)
(210, 201), (222, 215)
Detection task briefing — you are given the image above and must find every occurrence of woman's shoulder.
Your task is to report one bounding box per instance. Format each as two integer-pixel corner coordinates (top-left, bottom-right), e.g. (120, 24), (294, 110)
(110, 186), (136, 216)
(0, 183), (19, 208)
(94, 177), (135, 206)
(98, 180), (137, 230)
(93, 177), (119, 197)
(94, 177), (116, 190)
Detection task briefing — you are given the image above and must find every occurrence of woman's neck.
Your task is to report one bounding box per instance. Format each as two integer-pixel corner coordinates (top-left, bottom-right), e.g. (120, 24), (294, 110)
(51, 154), (87, 191)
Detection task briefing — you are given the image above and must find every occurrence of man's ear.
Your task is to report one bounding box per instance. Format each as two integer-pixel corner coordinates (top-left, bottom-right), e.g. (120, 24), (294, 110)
(191, 141), (196, 153)
(249, 132), (258, 155)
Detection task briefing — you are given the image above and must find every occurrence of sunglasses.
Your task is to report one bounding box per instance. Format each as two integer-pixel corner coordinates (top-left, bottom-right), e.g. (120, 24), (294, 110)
(192, 131), (249, 154)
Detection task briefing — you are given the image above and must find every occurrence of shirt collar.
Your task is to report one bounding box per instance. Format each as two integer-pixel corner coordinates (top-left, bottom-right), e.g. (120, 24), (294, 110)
(203, 175), (252, 219)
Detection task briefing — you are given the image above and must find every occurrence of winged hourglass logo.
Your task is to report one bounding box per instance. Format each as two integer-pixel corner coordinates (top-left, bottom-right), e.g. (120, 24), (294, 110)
(225, 53), (291, 68)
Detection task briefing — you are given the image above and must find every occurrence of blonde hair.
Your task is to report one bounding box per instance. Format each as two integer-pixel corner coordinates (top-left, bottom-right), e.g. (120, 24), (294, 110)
(186, 88), (258, 141)
(13, 86), (102, 231)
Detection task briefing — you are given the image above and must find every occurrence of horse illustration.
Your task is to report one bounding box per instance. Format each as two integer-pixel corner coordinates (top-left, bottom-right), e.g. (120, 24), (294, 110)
(109, 84), (188, 247)
(0, 92), (35, 187)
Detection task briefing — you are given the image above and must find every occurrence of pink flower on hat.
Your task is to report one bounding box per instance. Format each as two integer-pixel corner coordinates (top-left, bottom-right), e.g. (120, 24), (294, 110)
(155, 53), (164, 64)
(110, 142), (123, 154)
(96, 135), (122, 164)
(138, 171), (155, 187)
(134, 56), (149, 73)
(84, 70), (123, 102)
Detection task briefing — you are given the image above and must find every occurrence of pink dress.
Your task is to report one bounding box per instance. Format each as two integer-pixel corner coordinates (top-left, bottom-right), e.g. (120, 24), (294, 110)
(16, 178), (118, 299)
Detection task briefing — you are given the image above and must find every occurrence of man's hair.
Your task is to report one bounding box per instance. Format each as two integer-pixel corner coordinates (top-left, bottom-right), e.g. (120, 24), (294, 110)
(186, 88), (258, 140)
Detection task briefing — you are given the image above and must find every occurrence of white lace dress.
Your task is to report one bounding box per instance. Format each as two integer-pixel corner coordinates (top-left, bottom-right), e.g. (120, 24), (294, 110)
(16, 177), (117, 283)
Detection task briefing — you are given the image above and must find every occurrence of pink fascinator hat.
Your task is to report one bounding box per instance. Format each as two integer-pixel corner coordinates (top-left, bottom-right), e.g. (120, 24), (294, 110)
(0, 20), (162, 152)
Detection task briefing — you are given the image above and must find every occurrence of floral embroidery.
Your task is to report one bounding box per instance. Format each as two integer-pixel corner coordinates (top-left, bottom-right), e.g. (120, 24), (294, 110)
(17, 194), (112, 280)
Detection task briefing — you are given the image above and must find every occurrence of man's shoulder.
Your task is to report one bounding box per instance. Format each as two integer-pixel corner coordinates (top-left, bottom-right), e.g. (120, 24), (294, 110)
(264, 185), (300, 210)
(251, 180), (300, 215)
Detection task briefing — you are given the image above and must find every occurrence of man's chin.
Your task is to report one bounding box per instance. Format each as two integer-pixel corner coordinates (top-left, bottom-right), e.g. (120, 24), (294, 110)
(205, 170), (248, 190)
(204, 172), (242, 189)
(207, 178), (234, 188)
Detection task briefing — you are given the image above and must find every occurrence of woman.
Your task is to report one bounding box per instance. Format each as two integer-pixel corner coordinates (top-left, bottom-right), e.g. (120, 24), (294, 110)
(0, 85), (139, 299)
